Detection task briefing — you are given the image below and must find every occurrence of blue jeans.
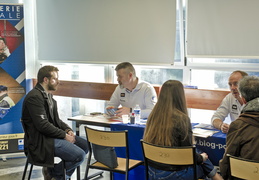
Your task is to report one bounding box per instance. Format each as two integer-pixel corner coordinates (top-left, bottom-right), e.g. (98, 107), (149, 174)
(197, 148), (217, 178)
(48, 136), (88, 180)
(148, 165), (205, 180)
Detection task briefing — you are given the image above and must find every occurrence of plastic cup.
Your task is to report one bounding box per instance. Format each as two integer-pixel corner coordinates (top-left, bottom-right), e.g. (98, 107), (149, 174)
(122, 114), (129, 123)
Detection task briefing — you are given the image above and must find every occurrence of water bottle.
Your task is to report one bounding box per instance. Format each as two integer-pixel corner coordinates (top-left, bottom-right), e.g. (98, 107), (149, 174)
(133, 104), (141, 124)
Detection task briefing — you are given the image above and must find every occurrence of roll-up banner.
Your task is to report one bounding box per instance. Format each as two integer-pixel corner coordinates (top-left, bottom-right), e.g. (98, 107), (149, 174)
(0, 4), (25, 154)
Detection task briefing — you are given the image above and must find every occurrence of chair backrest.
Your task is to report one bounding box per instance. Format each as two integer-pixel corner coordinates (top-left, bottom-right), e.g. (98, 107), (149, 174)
(227, 154), (259, 180)
(85, 126), (127, 147)
(84, 126), (130, 171)
(141, 140), (197, 179)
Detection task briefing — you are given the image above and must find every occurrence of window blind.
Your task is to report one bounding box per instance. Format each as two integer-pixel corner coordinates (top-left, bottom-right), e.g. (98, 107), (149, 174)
(36, 0), (176, 65)
(186, 0), (259, 58)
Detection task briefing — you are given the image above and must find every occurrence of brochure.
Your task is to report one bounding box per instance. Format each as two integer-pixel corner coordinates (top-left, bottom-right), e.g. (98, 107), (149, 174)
(193, 123), (216, 130)
(192, 128), (219, 138)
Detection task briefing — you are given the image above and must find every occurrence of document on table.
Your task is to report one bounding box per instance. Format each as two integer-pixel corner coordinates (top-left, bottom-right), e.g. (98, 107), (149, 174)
(193, 123), (215, 130)
(192, 128), (219, 138)
(139, 119), (147, 125)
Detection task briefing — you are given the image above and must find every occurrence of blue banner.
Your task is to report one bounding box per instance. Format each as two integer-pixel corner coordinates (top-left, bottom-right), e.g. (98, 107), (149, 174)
(0, 4), (25, 154)
(0, 5), (23, 20)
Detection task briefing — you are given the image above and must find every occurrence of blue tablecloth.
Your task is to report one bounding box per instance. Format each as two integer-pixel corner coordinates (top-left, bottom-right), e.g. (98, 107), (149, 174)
(110, 123), (226, 165)
(110, 123), (226, 179)
(192, 123), (226, 166)
(110, 123), (146, 180)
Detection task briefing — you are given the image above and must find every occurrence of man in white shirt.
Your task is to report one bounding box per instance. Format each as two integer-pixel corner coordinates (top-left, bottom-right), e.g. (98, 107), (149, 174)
(106, 62), (157, 119)
(211, 70), (248, 133)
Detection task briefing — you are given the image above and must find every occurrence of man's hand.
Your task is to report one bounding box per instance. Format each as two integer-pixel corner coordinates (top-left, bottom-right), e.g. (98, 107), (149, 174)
(220, 123), (230, 133)
(106, 106), (117, 116)
(200, 152), (208, 162)
(116, 107), (130, 117)
(65, 134), (75, 143)
(106, 106), (115, 110)
(213, 119), (229, 133)
(67, 130), (75, 137)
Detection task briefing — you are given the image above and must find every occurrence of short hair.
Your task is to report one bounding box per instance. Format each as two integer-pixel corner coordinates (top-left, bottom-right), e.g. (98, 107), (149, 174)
(231, 70), (248, 77)
(37, 65), (59, 83)
(238, 76), (259, 102)
(115, 62), (136, 77)
(0, 85), (7, 92)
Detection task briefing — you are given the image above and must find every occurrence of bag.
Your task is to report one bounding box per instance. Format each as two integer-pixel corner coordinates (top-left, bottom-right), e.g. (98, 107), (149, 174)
(92, 144), (118, 168)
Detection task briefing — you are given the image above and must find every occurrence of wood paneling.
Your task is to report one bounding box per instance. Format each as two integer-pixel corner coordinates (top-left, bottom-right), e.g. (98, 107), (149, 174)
(184, 88), (229, 110)
(32, 79), (229, 110)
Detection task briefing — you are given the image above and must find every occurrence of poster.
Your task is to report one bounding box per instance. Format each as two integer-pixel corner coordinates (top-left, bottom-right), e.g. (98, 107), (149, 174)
(0, 4), (25, 154)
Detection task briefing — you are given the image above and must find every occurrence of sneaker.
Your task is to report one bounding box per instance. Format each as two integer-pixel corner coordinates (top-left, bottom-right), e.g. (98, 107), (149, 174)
(42, 167), (52, 180)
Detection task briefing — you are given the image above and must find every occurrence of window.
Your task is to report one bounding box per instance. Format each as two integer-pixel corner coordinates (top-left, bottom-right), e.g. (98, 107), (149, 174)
(112, 65), (183, 85)
(38, 0), (259, 127)
(40, 63), (107, 128)
(189, 69), (259, 124)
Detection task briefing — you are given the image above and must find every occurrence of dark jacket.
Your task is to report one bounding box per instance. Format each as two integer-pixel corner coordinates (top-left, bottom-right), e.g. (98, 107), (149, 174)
(22, 83), (71, 167)
(219, 97), (259, 179)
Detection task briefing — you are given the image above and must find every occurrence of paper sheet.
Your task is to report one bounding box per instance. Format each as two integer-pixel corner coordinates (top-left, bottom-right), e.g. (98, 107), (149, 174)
(192, 128), (219, 138)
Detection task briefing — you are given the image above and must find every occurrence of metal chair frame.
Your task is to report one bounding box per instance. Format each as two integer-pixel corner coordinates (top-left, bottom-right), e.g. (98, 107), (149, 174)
(84, 126), (143, 180)
(22, 157), (67, 180)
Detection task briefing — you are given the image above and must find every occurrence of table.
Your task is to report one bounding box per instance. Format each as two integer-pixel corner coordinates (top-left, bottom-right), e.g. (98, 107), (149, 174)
(110, 123), (226, 166)
(68, 114), (122, 130)
(69, 115), (226, 179)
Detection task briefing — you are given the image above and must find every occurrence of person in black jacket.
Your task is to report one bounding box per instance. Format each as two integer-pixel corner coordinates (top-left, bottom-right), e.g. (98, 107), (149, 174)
(22, 65), (88, 180)
(143, 80), (222, 180)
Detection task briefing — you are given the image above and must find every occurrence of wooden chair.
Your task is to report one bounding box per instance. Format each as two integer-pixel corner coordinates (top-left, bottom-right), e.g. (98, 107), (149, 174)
(140, 140), (198, 180)
(84, 126), (143, 180)
(227, 154), (259, 180)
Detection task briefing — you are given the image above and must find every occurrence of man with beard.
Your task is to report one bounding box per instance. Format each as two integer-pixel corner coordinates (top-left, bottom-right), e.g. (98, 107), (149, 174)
(211, 70), (248, 133)
(106, 62), (157, 119)
(21, 65), (88, 180)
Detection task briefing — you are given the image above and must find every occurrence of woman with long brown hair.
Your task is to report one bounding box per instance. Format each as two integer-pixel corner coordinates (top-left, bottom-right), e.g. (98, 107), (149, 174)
(143, 80), (222, 180)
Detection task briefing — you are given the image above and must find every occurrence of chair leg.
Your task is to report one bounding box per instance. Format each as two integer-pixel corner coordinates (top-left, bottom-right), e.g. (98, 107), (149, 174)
(28, 164), (33, 180)
(125, 170), (128, 180)
(110, 172), (113, 180)
(62, 160), (66, 180)
(22, 159), (29, 180)
(86, 171), (104, 180)
(83, 156), (104, 180)
(84, 163), (90, 180)
(145, 166), (149, 180)
(22, 159), (34, 180)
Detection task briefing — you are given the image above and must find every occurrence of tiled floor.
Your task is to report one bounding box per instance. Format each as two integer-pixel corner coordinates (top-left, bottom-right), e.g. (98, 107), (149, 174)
(0, 155), (109, 180)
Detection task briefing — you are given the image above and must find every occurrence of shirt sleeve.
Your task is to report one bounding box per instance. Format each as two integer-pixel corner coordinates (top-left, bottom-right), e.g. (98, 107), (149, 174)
(141, 84), (157, 119)
(106, 85), (121, 108)
(211, 94), (231, 124)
